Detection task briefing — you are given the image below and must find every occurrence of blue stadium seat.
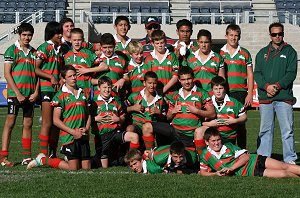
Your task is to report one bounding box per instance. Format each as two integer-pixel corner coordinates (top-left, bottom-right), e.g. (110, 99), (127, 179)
(4, 14), (15, 23)
(141, 5), (151, 23)
(200, 7), (211, 24)
(43, 13), (55, 22)
(223, 6), (234, 24)
(47, 1), (56, 10)
(286, 1), (295, 8)
(278, 12), (285, 23)
(6, 7), (15, 13)
(151, 6), (160, 14)
(26, 2), (36, 10)
(0, 2), (6, 9)
(131, 6), (140, 23)
(159, 5), (170, 23)
(191, 7), (200, 24)
(91, 7), (99, 23)
(275, 1), (285, 7)
(233, 6), (242, 13)
(210, 5), (221, 24)
(36, 2), (46, 10)
(16, 7), (26, 21)
(119, 6), (129, 13)
(99, 6), (110, 23)
(276, 4), (286, 11)
(18, 1), (26, 9)
(0, 14), (4, 23)
(56, 2), (66, 8)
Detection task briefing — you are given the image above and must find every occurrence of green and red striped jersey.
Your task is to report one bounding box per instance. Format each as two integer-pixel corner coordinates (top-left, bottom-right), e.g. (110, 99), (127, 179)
(93, 53), (127, 98)
(113, 34), (131, 55)
(143, 49), (179, 90)
(64, 48), (101, 94)
(173, 40), (197, 67)
(187, 50), (224, 93)
(61, 37), (98, 54)
(200, 142), (258, 176)
(168, 85), (213, 137)
(90, 95), (124, 135)
(126, 88), (165, 130)
(220, 44), (252, 92)
(36, 40), (63, 92)
(4, 41), (37, 98)
(151, 145), (197, 171)
(51, 85), (89, 145)
(211, 94), (245, 141)
(139, 35), (175, 57)
(142, 160), (164, 174)
(127, 58), (145, 93)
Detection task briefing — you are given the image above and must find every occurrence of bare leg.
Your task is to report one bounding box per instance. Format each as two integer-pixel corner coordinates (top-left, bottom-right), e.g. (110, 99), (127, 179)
(1, 114), (17, 152)
(101, 158), (109, 168)
(265, 157), (300, 175)
(81, 159), (91, 170)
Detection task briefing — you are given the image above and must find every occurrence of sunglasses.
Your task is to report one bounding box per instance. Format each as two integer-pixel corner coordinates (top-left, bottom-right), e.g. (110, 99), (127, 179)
(146, 24), (160, 30)
(270, 32), (284, 37)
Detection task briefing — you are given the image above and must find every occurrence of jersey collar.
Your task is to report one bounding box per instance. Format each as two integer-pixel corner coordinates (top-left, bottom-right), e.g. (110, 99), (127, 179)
(140, 88), (161, 107)
(221, 44), (241, 58)
(129, 58), (144, 67)
(97, 94), (114, 104)
(193, 49), (215, 65)
(15, 40), (33, 56)
(178, 85), (197, 100)
(113, 34), (132, 49)
(61, 84), (82, 99)
(142, 160), (148, 174)
(212, 94), (230, 112)
(46, 40), (61, 55)
(207, 144), (228, 159)
(150, 48), (170, 64)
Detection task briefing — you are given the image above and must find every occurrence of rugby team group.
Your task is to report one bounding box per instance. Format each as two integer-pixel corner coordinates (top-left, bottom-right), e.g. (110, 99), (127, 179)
(1, 15), (300, 178)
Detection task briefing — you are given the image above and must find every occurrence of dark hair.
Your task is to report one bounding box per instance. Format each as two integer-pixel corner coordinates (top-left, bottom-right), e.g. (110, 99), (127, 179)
(197, 29), (212, 42)
(150, 29), (166, 41)
(269, 22), (284, 34)
(100, 33), (115, 46)
(226, 24), (241, 37)
(170, 141), (185, 155)
(60, 65), (76, 78)
(124, 150), (143, 165)
(203, 127), (221, 141)
(114, 16), (130, 27)
(98, 76), (113, 87)
(176, 19), (193, 30)
(70, 28), (84, 37)
(144, 71), (158, 81)
(211, 76), (227, 89)
(18, 23), (34, 35)
(60, 17), (74, 26)
(178, 66), (194, 78)
(44, 21), (63, 41)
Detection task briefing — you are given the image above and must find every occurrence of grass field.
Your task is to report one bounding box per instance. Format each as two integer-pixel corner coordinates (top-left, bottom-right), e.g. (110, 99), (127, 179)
(1, 108), (300, 197)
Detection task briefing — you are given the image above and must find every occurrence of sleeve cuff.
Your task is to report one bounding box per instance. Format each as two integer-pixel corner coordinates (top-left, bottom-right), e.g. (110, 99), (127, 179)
(264, 83), (270, 91)
(275, 82), (281, 90)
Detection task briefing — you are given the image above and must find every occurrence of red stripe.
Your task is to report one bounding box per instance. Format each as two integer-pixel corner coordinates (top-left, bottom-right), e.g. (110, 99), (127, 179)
(12, 71), (35, 77)
(175, 114), (199, 120)
(227, 72), (247, 77)
(40, 81), (52, 87)
(154, 148), (170, 156)
(64, 114), (86, 123)
(8, 84), (35, 89)
(172, 123), (196, 131)
(16, 58), (35, 65)
(41, 69), (60, 75)
(225, 60), (246, 66)
(229, 84), (247, 89)
(65, 102), (86, 111)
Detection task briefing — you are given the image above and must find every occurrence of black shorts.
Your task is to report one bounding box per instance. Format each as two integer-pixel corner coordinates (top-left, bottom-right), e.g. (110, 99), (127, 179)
(7, 98), (34, 117)
(229, 91), (247, 105)
(254, 155), (267, 177)
(60, 139), (91, 161)
(152, 122), (194, 147)
(40, 92), (55, 102)
(94, 130), (126, 159)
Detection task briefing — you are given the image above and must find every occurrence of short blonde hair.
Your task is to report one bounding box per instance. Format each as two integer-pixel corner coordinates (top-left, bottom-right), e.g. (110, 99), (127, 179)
(128, 41), (143, 54)
(124, 150), (143, 165)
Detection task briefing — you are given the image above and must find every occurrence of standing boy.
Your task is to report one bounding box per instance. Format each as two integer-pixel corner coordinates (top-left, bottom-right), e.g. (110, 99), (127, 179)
(28, 65), (91, 170)
(0, 23), (39, 166)
(220, 24), (253, 149)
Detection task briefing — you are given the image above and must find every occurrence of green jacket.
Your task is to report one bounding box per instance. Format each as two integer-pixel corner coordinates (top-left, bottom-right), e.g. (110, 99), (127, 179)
(254, 42), (297, 103)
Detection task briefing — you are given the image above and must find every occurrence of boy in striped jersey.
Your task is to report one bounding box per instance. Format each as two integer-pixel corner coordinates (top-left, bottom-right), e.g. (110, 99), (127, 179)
(113, 16), (131, 62)
(187, 29), (225, 94)
(126, 71), (166, 146)
(28, 66), (91, 170)
(220, 24), (254, 149)
(91, 33), (127, 100)
(142, 66), (215, 150)
(64, 28), (108, 96)
(199, 128), (300, 178)
(143, 30), (179, 96)
(125, 141), (197, 174)
(202, 76), (247, 144)
(90, 76), (139, 168)
(0, 23), (39, 166)
(35, 21), (64, 158)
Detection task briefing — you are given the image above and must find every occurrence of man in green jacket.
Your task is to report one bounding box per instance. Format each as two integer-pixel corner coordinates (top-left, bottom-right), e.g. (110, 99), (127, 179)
(254, 22), (298, 164)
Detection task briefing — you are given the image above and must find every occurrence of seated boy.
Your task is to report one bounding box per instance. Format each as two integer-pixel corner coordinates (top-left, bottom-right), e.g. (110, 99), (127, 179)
(90, 76), (139, 168)
(28, 65), (91, 170)
(199, 128), (300, 178)
(64, 28), (108, 96)
(202, 76), (247, 144)
(124, 141), (197, 174)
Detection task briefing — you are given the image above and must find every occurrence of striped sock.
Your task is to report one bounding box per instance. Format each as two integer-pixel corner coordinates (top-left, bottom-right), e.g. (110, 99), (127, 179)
(142, 136), (154, 150)
(0, 150), (9, 157)
(22, 138), (31, 159)
(41, 157), (62, 169)
(39, 134), (49, 155)
(194, 139), (206, 155)
(129, 142), (140, 150)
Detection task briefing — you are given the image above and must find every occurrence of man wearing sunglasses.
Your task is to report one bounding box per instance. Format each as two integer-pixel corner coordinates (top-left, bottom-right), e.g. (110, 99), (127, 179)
(254, 22), (298, 165)
(139, 17), (174, 57)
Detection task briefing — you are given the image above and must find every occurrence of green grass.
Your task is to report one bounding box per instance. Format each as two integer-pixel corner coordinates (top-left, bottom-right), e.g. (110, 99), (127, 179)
(1, 109), (300, 197)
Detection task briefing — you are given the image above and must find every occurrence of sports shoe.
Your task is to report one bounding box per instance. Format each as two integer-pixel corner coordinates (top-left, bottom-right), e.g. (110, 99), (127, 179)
(27, 153), (46, 169)
(21, 158), (32, 165)
(0, 156), (14, 167)
(286, 161), (296, 165)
